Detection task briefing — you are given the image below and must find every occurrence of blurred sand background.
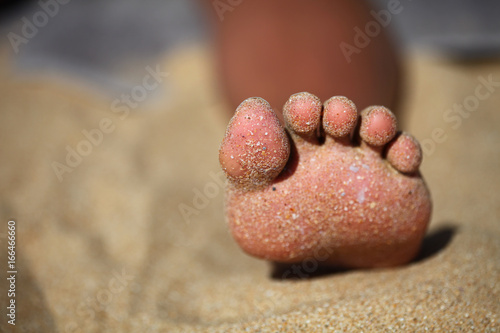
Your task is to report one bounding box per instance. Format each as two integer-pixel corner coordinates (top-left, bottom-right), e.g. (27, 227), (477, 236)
(0, 1), (499, 332)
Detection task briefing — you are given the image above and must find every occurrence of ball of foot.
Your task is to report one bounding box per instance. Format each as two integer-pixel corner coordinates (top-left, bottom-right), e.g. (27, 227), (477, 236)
(219, 93), (432, 268)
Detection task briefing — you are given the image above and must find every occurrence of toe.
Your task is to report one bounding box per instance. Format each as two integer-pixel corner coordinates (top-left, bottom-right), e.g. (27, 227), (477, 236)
(283, 92), (322, 142)
(386, 132), (422, 174)
(219, 97), (290, 189)
(359, 106), (397, 147)
(323, 96), (358, 143)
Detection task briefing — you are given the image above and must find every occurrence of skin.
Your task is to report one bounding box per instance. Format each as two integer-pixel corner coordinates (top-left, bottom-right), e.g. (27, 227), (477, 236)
(204, 0), (402, 119)
(219, 93), (432, 268)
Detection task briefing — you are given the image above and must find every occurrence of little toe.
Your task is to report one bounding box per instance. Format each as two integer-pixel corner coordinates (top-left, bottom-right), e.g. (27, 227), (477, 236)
(322, 96), (358, 145)
(283, 92), (322, 143)
(219, 97), (290, 189)
(359, 106), (397, 152)
(386, 132), (422, 174)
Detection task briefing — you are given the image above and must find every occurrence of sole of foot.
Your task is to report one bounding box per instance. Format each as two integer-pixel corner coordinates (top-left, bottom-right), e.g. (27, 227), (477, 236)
(219, 92), (431, 268)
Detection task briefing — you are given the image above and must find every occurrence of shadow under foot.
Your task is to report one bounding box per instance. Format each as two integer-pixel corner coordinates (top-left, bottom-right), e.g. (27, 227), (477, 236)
(271, 224), (457, 281)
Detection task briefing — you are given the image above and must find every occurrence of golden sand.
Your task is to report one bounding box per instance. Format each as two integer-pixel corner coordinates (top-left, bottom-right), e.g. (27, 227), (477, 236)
(0, 45), (499, 332)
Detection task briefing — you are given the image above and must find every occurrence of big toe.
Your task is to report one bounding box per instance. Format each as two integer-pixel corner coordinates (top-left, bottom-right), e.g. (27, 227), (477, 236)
(219, 97), (290, 189)
(386, 132), (423, 174)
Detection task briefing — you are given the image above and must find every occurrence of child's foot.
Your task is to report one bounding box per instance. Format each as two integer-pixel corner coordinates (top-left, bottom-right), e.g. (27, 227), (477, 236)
(219, 93), (431, 268)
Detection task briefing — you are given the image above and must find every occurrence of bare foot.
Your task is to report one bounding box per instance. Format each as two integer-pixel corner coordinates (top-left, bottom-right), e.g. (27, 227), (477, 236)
(219, 92), (431, 268)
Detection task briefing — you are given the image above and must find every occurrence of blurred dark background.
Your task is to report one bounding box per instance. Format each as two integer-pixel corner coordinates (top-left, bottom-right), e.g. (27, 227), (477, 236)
(1, 0), (499, 98)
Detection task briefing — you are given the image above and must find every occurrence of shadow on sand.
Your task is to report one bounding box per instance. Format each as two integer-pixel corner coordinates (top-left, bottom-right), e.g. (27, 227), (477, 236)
(271, 224), (457, 280)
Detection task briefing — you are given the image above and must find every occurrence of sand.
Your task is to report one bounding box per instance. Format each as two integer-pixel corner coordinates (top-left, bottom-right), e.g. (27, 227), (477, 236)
(0, 44), (499, 332)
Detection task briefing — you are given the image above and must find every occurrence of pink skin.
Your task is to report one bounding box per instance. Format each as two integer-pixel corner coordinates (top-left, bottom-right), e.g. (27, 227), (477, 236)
(219, 98), (290, 187)
(219, 92), (432, 268)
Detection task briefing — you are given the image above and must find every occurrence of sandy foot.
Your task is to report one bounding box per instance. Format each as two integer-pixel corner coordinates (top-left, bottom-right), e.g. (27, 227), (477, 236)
(219, 92), (431, 268)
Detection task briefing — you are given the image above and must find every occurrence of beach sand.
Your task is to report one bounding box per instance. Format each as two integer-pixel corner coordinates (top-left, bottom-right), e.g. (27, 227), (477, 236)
(0, 44), (499, 332)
